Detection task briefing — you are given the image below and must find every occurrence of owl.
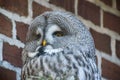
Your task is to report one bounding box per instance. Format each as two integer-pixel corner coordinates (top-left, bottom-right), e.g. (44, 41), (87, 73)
(21, 11), (101, 80)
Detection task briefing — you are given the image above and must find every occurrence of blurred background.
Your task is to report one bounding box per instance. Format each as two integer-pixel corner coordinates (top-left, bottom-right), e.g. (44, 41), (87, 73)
(0, 0), (120, 80)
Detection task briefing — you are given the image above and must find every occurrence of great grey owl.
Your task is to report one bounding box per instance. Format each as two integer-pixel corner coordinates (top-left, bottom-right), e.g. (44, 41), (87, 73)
(21, 11), (101, 80)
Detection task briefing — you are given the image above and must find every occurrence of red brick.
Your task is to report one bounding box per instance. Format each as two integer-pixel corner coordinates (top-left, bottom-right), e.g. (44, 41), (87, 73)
(116, 40), (120, 59)
(0, 67), (16, 80)
(3, 43), (22, 67)
(0, 0), (28, 16)
(33, 2), (52, 18)
(49, 0), (75, 13)
(90, 29), (111, 55)
(16, 22), (28, 43)
(0, 13), (12, 37)
(102, 58), (120, 79)
(100, 0), (112, 6)
(78, 0), (100, 25)
(116, 0), (120, 11)
(104, 11), (120, 34)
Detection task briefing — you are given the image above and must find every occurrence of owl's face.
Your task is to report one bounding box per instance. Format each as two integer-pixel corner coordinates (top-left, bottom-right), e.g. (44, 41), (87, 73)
(23, 11), (95, 62)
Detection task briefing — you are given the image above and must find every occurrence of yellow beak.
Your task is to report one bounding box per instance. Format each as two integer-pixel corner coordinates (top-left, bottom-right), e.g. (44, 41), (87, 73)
(41, 40), (47, 46)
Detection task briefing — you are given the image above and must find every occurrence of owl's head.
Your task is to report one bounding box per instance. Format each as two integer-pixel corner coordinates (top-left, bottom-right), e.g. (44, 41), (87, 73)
(25, 11), (95, 59)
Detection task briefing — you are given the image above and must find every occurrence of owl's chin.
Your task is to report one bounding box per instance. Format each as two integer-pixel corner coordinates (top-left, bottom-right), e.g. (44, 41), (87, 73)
(43, 45), (63, 55)
(44, 48), (63, 55)
(28, 45), (63, 58)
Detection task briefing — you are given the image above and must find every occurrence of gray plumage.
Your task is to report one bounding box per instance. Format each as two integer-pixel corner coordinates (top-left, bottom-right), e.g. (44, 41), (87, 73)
(21, 11), (101, 80)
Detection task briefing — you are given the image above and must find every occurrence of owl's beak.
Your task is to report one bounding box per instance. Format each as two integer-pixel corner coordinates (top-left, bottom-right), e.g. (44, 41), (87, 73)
(41, 40), (47, 46)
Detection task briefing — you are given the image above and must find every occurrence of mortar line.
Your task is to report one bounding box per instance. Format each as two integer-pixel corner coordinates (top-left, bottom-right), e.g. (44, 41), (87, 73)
(0, 39), (3, 61)
(12, 19), (17, 39)
(100, 9), (103, 28)
(75, 0), (78, 15)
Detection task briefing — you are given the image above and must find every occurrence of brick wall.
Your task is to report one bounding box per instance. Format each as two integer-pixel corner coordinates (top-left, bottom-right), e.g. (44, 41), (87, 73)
(0, 0), (120, 80)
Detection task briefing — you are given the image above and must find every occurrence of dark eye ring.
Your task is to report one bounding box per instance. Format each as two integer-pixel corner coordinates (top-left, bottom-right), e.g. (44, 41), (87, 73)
(36, 33), (41, 39)
(53, 31), (64, 37)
